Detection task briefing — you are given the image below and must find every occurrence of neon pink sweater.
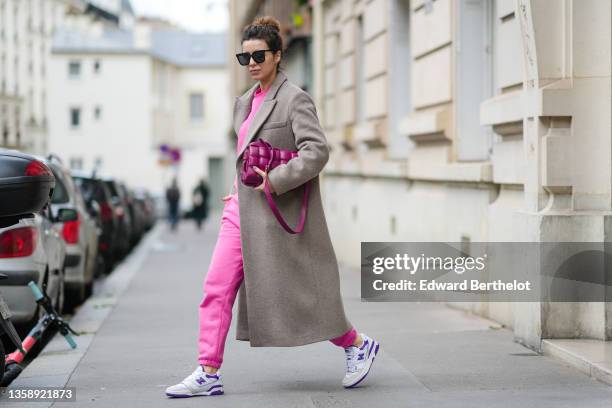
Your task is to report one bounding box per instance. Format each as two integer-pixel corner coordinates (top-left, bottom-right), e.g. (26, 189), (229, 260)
(226, 85), (269, 220)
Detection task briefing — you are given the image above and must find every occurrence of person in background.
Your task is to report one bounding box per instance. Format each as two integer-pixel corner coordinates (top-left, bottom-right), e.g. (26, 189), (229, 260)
(165, 178), (181, 232)
(192, 178), (210, 231)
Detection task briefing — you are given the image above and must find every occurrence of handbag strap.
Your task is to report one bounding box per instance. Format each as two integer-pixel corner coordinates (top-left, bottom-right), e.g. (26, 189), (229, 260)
(263, 178), (311, 234)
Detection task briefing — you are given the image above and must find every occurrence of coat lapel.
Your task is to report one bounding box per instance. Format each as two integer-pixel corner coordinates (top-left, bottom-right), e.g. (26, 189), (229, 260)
(235, 71), (288, 164)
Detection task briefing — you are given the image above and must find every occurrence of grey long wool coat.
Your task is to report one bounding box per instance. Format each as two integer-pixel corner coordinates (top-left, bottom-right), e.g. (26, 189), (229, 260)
(231, 70), (353, 347)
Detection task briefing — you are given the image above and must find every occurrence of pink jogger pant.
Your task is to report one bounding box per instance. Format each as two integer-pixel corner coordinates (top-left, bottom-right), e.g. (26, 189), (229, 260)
(198, 195), (357, 368)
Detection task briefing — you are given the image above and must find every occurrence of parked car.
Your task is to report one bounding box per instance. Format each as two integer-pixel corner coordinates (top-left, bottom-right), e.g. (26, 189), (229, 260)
(46, 156), (99, 309)
(101, 177), (132, 258)
(151, 192), (168, 221)
(133, 188), (157, 231)
(118, 183), (145, 247)
(0, 150), (66, 326)
(71, 171), (118, 274)
(0, 212), (67, 325)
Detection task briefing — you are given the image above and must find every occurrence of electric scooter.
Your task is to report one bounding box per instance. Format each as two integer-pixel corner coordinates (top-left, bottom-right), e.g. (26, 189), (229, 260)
(1, 280), (78, 386)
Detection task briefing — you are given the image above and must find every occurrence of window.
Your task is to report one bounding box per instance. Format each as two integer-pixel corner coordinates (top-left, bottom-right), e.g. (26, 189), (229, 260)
(70, 107), (81, 128)
(68, 60), (81, 78)
(455, 0), (494, 161)
(93, 60), (101, 74)
(94, 106), (102, 120)
(94, 156), (103, 169)
(51, 174), (70, 204)
(69, 157), (83, 170)
(387, 0), (413, 160)
(355, 15), (365, 124)
(189, 93), (204, 121)
(158, 64), (167, 98)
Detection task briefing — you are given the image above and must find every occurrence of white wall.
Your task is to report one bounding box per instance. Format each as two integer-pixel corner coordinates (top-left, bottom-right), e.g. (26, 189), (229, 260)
(49, 52), (231, 210)
(150, 63), (230, 210)
(48, 53), (165, 194)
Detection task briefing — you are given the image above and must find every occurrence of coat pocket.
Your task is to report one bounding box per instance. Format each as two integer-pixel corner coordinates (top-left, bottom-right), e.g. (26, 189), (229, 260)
(261, 120), (288, 130)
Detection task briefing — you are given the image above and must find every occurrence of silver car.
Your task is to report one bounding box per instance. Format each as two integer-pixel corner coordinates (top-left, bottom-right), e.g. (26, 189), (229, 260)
(46, 158), (99, 309)
(0, 208), (66, 325)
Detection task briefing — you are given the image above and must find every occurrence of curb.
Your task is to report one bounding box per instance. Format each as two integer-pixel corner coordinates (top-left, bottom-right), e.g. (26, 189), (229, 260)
(542, 339), (612, 386)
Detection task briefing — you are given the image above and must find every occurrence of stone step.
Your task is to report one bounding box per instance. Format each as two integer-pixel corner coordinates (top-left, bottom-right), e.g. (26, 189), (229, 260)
(542, 339), (612, 386)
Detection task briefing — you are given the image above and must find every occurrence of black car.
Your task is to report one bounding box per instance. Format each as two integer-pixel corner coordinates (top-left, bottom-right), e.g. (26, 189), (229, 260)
(118, 183), (145, 247)
(101, 178), (132, 259)
(133, 188), (157, 232)
(71, 171), (118, 274)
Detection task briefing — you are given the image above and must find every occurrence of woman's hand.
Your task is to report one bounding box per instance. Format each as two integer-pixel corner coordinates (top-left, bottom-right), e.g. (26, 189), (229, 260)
(253, 166), (275, 194)
(221, 194), (233, 202)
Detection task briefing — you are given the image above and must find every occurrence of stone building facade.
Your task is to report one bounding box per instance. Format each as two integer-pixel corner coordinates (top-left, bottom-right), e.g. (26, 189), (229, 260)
(229, 0), (612, 351)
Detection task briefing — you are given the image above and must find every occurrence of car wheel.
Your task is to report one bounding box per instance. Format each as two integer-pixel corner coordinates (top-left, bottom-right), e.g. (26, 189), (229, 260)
(0, 338), (5, 378)
(85, 278), (94, 298)
(54, 269), (65, 316)
(104, 253), (114, 275)
(77, 251), (89, 304)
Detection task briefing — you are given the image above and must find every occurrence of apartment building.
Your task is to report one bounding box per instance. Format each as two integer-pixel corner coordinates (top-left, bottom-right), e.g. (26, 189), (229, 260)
(0, 0), (134, 154)
(0, 0), (71, 153)
(320, 0), (611, 350)
(47, 24), (230, 207)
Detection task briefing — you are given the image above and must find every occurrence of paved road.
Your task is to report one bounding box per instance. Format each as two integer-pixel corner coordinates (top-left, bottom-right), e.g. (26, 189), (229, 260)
(39, 212), (612, 407)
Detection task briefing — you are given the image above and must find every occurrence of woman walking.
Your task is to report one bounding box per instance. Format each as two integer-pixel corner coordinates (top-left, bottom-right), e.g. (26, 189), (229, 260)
(191, 178), (210, 230)
(166, 16), (380, 398)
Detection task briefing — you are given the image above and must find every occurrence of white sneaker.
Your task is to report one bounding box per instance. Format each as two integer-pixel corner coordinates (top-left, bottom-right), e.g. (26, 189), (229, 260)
(342, 333), (380, 388)
(165, 365), (224, 398)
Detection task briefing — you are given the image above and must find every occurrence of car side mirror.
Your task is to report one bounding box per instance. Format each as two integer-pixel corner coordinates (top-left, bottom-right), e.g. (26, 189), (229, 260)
(57, 208), (78, 223)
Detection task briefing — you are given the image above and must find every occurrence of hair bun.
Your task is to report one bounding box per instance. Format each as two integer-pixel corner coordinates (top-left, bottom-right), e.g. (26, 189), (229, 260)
(253, 16), (281, 32)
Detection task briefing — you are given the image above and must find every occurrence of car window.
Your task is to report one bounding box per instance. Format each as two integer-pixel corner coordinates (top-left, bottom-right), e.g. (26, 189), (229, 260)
(105, 181), (119, 198)
(74, 178), (105, 202)
(50, 170), (70, 204)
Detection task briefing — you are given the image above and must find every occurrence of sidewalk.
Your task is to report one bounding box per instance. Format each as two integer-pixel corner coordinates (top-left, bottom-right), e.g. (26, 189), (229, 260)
(5, 211), (612, 407)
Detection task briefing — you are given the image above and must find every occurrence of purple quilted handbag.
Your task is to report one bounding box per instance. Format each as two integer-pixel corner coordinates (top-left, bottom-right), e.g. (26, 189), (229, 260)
(241, 139), (311, 234)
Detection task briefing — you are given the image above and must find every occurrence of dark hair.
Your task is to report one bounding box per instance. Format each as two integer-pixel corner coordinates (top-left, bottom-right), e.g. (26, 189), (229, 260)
(241, 16), (283, 73)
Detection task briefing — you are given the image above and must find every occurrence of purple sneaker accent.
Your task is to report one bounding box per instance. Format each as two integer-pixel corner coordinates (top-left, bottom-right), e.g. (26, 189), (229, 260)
(166, 393), (191, 398)
(165, 387), (224, 398)
(367, 338), (375, 356)
(343, 336), (381, 388)
(195, 373), (220, 385)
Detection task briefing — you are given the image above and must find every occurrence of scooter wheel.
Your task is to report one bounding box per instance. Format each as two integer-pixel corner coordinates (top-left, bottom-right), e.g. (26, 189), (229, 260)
(0, 362), (23, 387)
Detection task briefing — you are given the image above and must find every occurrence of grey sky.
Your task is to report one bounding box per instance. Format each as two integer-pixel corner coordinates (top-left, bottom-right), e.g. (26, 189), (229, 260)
(130, 0), (228, 33)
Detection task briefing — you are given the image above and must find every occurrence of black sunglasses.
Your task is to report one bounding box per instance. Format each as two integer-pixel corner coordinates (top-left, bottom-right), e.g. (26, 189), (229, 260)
(235, 49), (274, 66)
